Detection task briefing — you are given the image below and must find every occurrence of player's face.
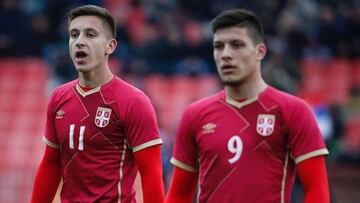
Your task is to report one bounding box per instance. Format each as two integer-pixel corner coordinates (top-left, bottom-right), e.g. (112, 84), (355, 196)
(69, 15), (116, 73)
(213, 26), (265, 86)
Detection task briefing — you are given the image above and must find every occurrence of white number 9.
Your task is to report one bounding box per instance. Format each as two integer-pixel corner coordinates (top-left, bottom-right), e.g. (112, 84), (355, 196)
(227, 135), (243, 164)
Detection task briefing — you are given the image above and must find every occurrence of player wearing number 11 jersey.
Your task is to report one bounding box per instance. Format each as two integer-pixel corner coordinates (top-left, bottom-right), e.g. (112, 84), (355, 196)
(31, 5), (165, 203)
(41, 76), (163, 202)
(166, 9), (330, 203)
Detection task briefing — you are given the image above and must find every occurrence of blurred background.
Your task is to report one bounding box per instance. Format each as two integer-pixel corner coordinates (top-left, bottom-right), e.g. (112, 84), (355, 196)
(0, 0), (359, 202)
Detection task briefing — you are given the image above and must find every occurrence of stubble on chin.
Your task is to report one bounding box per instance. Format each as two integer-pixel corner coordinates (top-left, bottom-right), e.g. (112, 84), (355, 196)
(221, 80), (243, 87)
(219, 75), (244, 86)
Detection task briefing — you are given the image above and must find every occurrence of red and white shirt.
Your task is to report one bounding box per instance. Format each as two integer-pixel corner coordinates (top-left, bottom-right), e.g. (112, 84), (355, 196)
(171, 86), (328, 203)
(43, 76), (162, 202)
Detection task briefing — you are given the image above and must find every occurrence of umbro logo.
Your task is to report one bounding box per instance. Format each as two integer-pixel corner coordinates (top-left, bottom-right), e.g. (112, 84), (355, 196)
(202, 123), (217, 134)
(56, 109), (65, 119)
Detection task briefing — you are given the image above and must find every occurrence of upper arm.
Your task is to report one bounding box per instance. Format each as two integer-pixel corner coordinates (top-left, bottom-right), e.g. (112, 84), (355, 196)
(124, 94), (162, 151)
(286, 99), (328, 162)
(171, 107), (199, 171)
(44, 91), (60, 146)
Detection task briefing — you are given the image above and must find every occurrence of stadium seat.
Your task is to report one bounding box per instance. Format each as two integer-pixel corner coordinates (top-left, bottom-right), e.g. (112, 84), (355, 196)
(0, 58), (48, 203)
(299, 58), (351, 105)
(344, 115), (360, 152)
(350, 59), (360, 88)
(143, 74), (220, 135)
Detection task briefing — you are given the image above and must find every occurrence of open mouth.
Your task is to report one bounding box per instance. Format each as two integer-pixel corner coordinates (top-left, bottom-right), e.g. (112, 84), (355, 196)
(75, 51), (88, 59)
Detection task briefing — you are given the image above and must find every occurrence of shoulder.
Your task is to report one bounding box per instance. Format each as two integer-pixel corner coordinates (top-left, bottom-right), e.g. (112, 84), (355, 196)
(185, 91), (224, 114)
(260, 86), (310, 111)
(103, 76), (152, 105)
(114, 76), (149, 99)
(54, 79), (77, 92)
(51, 79), (78, 100)
(260, 87), (315, 125)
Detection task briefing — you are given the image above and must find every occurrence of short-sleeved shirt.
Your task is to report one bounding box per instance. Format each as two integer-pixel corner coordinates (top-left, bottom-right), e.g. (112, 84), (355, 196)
(43, 76), (162, 203)
(171, 86), (328, 203)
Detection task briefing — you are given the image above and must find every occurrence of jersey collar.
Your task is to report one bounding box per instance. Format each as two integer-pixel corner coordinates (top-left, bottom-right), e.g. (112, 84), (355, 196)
(75, 76), (116, 97)
(75, 84), (101, 97)
(225, 95), (258, 108)
(224, 86), (269, 108)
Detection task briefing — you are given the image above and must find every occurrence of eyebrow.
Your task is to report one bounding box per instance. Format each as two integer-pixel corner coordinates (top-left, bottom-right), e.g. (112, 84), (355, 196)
(69, 27), (99, 33)
(214, 38), (245, 43)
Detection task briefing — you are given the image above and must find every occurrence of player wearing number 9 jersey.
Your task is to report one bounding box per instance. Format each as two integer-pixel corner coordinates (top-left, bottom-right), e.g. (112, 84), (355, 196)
(165, 9), (330, 203)
(169, 87), (328, 203)
(31, 5), (165, 203)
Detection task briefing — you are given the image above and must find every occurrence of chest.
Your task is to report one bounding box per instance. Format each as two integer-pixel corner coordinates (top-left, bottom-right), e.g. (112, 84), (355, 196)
(195, 103), (287, 164)
(54, 92), (122, 152)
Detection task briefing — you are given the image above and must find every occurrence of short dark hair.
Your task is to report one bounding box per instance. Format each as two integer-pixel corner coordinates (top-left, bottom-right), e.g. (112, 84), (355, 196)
(211, 9), (264, 44)
(68, 5), (116, 38)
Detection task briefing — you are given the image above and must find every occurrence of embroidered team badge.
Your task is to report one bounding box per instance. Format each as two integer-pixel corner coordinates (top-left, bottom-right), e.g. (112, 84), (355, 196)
(95, 107), (112, 128)
(256, 114), (275, 136)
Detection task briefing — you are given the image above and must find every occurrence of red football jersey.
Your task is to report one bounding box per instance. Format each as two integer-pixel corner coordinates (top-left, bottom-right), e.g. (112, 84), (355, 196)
(171, 86), (328, 203)
(43, 76), (162, 202)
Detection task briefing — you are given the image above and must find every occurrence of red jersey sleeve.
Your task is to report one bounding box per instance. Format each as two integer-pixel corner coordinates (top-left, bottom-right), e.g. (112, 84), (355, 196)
(31, 146), (62, 203)
(134, 145), (165, 203)
(286, 99), (328, 164)
(170, 107), (198, 172)
(43, 91), (60, 148)
(123, 94), (162, 152)
(165, 167), (198, 203)
(296, 156), (330, 203)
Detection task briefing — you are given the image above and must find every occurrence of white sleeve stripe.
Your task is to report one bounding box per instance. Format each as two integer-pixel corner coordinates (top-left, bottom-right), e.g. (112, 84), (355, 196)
(294, 148), (329, 164)
(170, 157), (198, 173)
(42, 136), (60, 149)
(132, 138), (163, 152)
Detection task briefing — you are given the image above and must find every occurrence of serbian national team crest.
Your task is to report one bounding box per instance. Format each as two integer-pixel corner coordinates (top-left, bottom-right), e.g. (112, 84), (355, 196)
(256, 114), (275, 136)
(95, 107), (112, 128)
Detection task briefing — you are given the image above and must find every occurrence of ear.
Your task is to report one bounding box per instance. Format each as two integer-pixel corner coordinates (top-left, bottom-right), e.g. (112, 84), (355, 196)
(256, 43), (267, 61)
(105, 39), (117, 55)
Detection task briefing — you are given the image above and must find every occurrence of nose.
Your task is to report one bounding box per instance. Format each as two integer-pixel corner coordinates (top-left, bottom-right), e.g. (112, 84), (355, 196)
(75, 34), (85, 48)
(221, 45), (232, 61)
(75, 40), (85, 48)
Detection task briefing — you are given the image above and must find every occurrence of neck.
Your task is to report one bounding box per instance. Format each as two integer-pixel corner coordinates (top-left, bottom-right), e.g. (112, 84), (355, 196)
(225, 78), (267, 100)
(78, 64), (113, 87)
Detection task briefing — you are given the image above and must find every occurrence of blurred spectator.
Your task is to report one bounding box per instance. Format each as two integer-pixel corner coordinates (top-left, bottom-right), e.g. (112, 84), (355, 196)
(0, 0), (29, 56)
(327, 103), (346, 161)
(27, 14), (51, 56)
(175, 56), (210, 76)
(0, 0), (358, 74)
(263, 37), (300, 93)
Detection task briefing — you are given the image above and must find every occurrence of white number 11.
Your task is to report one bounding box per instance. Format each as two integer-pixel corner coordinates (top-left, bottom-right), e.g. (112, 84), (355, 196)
(227, 135), (243, 164)
(69, 124), (85, 151)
